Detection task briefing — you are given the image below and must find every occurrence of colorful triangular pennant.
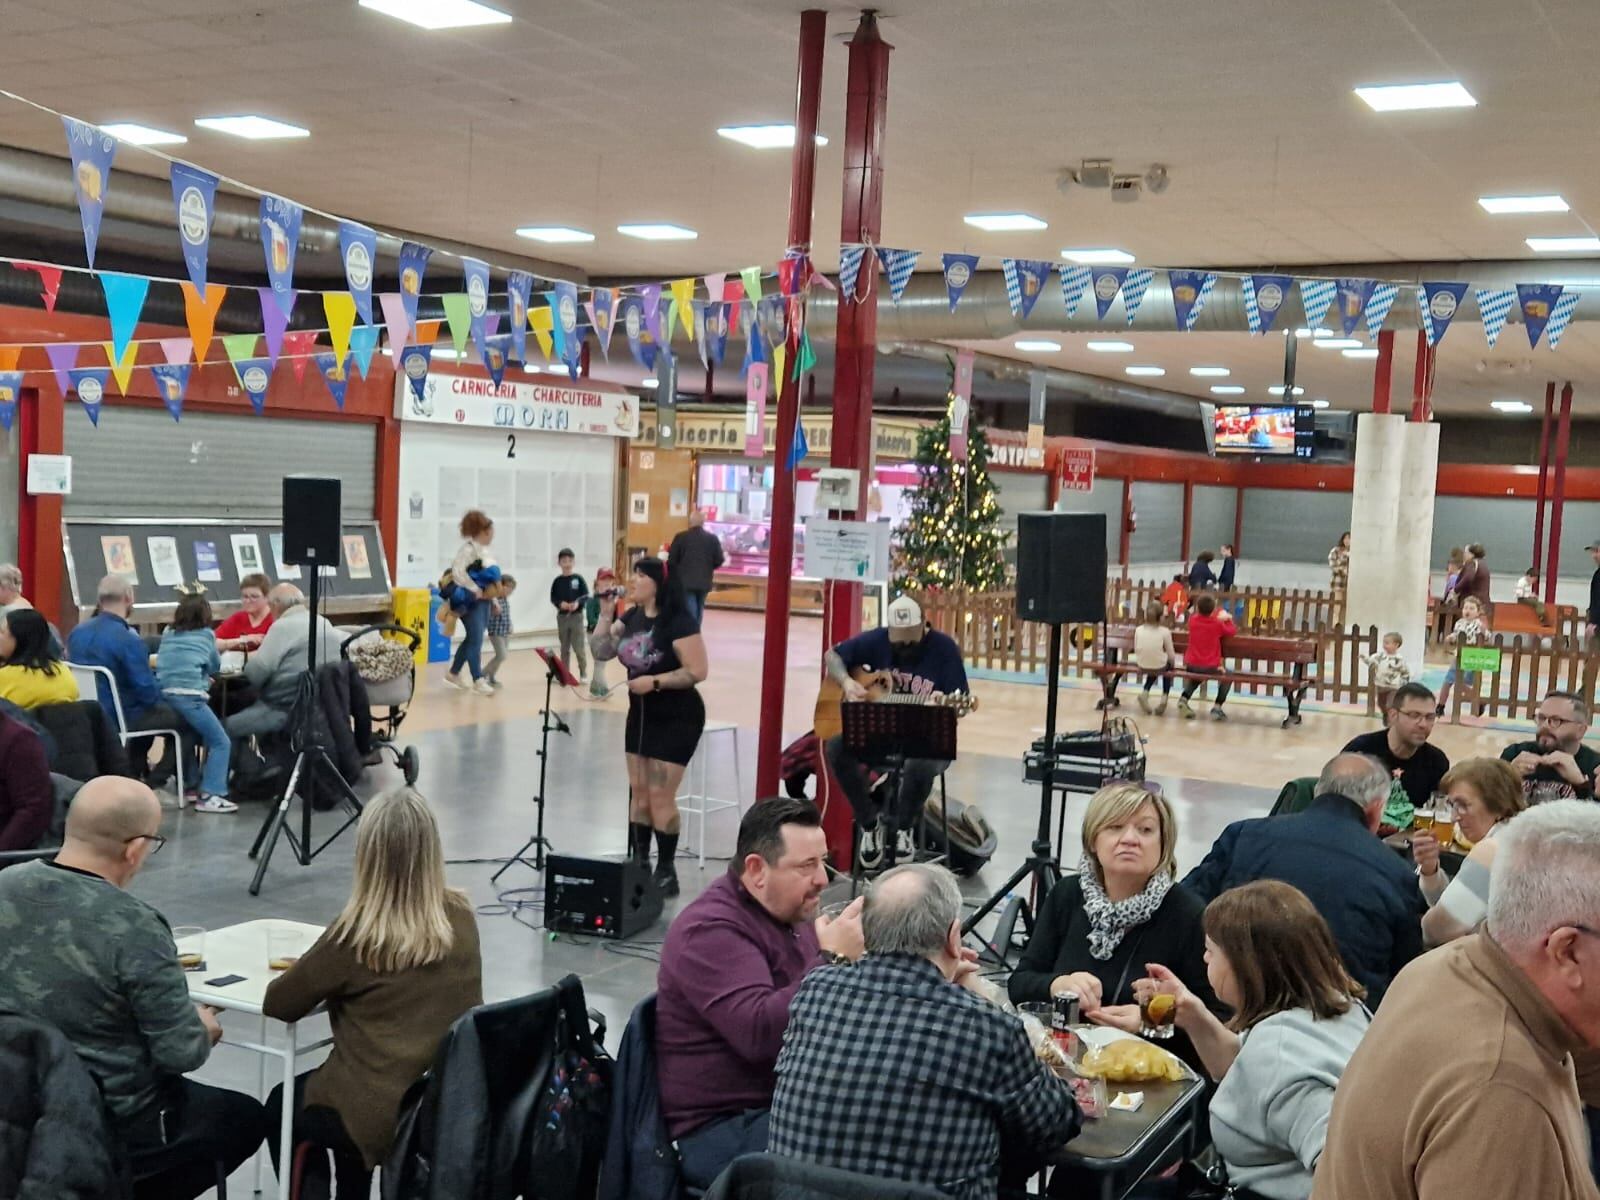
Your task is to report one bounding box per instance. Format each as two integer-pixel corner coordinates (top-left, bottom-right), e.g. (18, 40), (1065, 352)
(397, 241), (431, 326)
(259, 195), (302, 319)
(181, 282), (226, 362)
(68, 366), (109, 426)
(234, 358), (273, 414)
(101, 341), (137, 396)
(149, 362), (190, 421)
(62, 117), (116, 268)
(313, 351), (349, 409)
(1365, 282), (1400, 339)
(1122, 268), (1156, 324)
(349, 324), (380, 380)
(1547, 290), (1582, 350)
(257, 287), (294, 368)
(1299, 279), (1337, 330)
(98, 272), (148, 363)
(670, 278), (696, 338)
(45, 343), (79, 397)
(324, 292), (358, 367)
(1000, 258), (1052, 319)
(1519, 284), (1564, 349)
(379, 293), (411, 367)
(1335, 278), (1376, 337)
(169, 162), (218, 293)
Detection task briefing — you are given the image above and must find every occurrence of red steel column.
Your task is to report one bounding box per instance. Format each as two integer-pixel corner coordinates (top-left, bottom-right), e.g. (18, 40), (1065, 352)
(820, 11), (892, 658)
(1546, 382), (1573, 608)
(17, 384), (64, 626)
(1180, 480), (1194, 563)
(1533, 382), (1555, 576)
(1409, 331), (1428, 421)
(1372, 328), (1394, 413)
(754, 8), (827, 800)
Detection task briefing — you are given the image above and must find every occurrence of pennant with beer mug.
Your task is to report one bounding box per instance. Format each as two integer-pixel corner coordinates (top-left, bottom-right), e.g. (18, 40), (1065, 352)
(1334, 278), (1375, 338)
(505, 271), (533, 362)
(1001, 259), (1052, 320)
(587, 286), (617, 359)
(1518, 283), (1564, 349)
(170, 163), (219, 293)
(62, 117), (116, 268)
(313, 352), (350, 409)
(149, 363), (190, 421)
(259, 195), (302, 319)
(480, 334), (513, 386)
(397, 241), (432, 325)
(1168, 270), (1217, 332)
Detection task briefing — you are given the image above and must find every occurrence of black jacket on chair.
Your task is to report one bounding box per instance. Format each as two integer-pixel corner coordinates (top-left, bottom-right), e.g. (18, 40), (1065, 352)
(383, 974), (612, 1200)
(704, 1153), (947, 1200)
(598, 994), (680, 1200)
(30, 700), (132, 782)
(0, 1014), (129, 1200)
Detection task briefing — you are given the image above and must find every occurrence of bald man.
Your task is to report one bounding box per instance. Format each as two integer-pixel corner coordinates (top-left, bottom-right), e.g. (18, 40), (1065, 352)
(667, 507), (725, 625)
(227, 581), (344, 739)
(0, 778), (266, 1197)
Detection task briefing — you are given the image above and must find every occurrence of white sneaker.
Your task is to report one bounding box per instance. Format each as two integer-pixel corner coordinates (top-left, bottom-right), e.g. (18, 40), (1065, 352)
(473, 678), (496, 696)
(442, 673), (469, 692)
(194, 795), (238, 814)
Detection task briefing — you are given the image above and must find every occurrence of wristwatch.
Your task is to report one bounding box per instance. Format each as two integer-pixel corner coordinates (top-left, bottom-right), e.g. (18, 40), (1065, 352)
(819, 949), (852, 967)
(652, 676), (661, 692)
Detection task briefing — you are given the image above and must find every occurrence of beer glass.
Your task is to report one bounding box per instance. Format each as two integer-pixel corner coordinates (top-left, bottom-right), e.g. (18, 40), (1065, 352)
(267, 926), (308, 972)
(174, 926), (204, 971)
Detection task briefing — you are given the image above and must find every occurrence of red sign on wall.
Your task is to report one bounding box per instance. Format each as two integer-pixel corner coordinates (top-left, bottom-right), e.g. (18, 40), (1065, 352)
(1060, 447), (1096, 492)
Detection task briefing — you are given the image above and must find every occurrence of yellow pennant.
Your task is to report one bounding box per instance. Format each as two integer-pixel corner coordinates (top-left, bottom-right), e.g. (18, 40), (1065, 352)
(773, 344), (787, 397)
(528, 306), (555, 359)
(323, 292), (358, 366)
(101, 341), (137, 395)
(670, 278), (695, 339)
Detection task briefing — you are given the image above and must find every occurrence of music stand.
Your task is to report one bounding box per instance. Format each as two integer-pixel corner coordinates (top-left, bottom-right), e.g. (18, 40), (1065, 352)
(490, 646), (576, 881)
(840, 702), (956, 888)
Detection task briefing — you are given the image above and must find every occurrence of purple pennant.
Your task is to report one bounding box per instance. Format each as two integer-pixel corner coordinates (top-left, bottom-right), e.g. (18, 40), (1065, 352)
(45, 343), (80, 396)
(257, 287), (295, 367)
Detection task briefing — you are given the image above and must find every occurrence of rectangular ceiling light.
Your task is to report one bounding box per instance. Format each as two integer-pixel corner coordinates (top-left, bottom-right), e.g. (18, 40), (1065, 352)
(617, 223), (698, 241)
(1313, 338), (1364, 350)
(1012, 339), (1061, 352)
(516, 226), (594, 243)
(716, 124), (828, 149)
(358, 0), (511, 28)
(1061, 247), (1135, 264)
(1478, 194), (1569, 215)
(194, 115), (309, 139)
(101, 122), (187, 146)
(1268, 385), (1306, 395)
(1189, 366), (1230, 377)
(1310, 399), (1331, 409)
(1086, 340), (1134, 352)
(1491, 399), (1534, 413)
(1354, 81), (1477, 112)
(1342, 348), (1380, 359)
(1125, 366), (1166, 377)
(1294, 327), (1335, 339)
(1210, 385), (1246, 395)
(964, 212), (1048, 232)
(1527, 236), (1600, 253)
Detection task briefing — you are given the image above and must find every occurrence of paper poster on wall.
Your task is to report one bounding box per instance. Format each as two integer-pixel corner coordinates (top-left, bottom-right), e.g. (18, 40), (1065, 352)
(343, 535), (372, 580)
(194, 540), (222, 582)
(147, 537), (184, 588)
(101, 535), (137, 583)
(630, 493), (649, 523)
(669, 488), (689, 517)
(26, 454), (72, 495)
(231, 533), (263, 577)
(639, 451), (655, 471)
(268, 532), (301, 580)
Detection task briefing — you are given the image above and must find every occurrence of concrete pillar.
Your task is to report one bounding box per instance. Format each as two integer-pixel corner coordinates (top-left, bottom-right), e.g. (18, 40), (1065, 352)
(1347, 413), (1437, 675)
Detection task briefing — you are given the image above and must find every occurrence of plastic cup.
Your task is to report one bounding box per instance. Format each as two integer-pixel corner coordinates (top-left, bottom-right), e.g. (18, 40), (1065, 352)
(174, 926), (204, 971)
(267, 926), (308, 972)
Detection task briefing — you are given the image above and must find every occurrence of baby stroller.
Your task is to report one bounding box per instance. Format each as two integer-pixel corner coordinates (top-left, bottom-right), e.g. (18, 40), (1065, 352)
(340, 623), (421, 786)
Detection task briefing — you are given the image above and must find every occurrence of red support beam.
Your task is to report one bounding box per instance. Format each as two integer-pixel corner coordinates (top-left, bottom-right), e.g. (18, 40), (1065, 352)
(1546, 382), (1573, 608)
(754, 8), (827, 802)
(1372, 328), (1394, 413)
(1409, 330), (1429, 422)
(17, 385), (64, 627)
(1533, 382), (1555, 577)
(1179, 480), (1194, 563)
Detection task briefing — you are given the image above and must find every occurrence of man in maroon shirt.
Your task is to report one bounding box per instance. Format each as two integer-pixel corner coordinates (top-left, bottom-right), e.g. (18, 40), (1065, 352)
(656, 797), (864, 1190)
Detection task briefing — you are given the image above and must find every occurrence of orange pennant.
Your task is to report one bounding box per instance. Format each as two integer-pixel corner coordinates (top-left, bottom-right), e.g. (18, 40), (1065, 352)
(0, 347), (20, 372)
(414, 320), (441, 346)
(181, 282), (227, 362)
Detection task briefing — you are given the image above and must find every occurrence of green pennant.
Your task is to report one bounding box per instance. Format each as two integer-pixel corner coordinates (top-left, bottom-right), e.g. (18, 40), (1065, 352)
(441, 293), (472, 355)
(741, 266), (763, 304)
(664, 299), (679, 350)
(794, 329), (816, 379)
(220, 333), (257, 370)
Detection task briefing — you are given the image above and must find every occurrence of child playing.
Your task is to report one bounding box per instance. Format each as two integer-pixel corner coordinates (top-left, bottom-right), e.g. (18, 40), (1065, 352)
(1178, 593), (1235, 721)
(1133, 601), (1176, 716)
(1515, 566), (1548, 623)
(155, 591), (235, 813)
(1365, 631), (1412, 719)
(1160, 574), (1191, 624)
(584, 566), (622, 697)
(550, 548), (589, 680)
(1437, 596), (1490, 718)
(438, 559), (503, 636)
(483, 575), (517, 689)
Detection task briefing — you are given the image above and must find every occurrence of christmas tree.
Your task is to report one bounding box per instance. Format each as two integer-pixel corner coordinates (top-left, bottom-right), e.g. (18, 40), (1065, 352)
(894, 391), (1009, 593)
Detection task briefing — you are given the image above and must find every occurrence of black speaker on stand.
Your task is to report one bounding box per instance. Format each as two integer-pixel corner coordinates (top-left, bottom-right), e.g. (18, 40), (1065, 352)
(964, 512), (1108, 955)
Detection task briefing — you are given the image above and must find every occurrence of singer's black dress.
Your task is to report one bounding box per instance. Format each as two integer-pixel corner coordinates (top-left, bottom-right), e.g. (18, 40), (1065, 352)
(617, 606), (706, 766)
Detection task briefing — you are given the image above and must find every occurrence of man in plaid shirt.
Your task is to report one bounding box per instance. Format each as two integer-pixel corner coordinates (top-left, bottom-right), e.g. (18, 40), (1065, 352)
(769, 863), (1081, 1199)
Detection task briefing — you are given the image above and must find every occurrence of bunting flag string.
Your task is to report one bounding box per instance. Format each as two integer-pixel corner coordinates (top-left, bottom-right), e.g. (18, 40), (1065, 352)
(1244, 275), (1291, 335)
(1476, 288), (1516, 348)
(839, 245), (868, 302)
(148, 362), (189, 421)
(68, 365), (109, 426)
(1168, 270), (1216, 332)
(1121, 268), (1157, 325)
(1092, 268), (1130, 321)
(1364, 282), (1399, 339)
(1519, 284), (1564, 349)
(874, 247), (920, 302)
(1547, 290), (1582, 350)
(1059, 266), (1093, 319)
(1298, 279), (1337, 331)
(169, 163), (218, 293)
(1419, 282), (1468, 346)
(99, 272), (149, 362)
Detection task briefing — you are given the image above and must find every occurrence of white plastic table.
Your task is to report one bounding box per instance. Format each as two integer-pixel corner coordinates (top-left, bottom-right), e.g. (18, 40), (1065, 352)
(176, 918), (328, 1200)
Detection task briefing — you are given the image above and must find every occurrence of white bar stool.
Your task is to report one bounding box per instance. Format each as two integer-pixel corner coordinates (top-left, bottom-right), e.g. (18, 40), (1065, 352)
(677, 721), (743, 866)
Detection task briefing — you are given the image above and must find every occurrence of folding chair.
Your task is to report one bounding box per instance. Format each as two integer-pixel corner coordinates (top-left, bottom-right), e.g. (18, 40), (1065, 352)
(67, 661), (185, 797)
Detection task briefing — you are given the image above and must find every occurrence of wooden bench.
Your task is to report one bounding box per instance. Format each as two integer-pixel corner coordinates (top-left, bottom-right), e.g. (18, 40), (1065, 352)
(1091, 625), (1319, 729)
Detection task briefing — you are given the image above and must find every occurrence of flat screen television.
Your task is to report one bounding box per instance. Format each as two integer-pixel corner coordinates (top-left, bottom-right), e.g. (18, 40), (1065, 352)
(1213, 404), (1300, 456)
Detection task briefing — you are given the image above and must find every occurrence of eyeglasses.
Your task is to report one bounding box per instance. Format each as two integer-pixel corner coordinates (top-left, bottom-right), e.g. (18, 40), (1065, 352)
(1396, 709), (1437, 722)
(1535, 713), (1582, 728)
(125, 833), (166, 855)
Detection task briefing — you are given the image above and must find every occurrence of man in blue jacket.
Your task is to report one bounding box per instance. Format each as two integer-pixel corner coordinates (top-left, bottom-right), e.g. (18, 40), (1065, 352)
(66, 574), (178, 789)
(1183, 752), (1425, 1008)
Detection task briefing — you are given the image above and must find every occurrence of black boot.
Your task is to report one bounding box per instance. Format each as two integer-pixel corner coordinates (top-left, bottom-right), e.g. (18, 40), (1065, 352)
(629, 822), (653, 868)
(653, 829), (680, 897)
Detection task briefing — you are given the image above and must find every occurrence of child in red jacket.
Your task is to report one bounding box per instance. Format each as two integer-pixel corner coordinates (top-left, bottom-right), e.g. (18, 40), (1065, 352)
(1179, 593), (1235, 720)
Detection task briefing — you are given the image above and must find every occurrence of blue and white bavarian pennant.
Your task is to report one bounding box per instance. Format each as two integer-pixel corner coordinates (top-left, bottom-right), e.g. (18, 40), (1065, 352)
(873, 247), (920, 302)
(1244, 274), (1293, 335)
(1547, 290), (1582, 350)
(941, 253), (979, 312)
(1299, 279), (1337, 330)
(1335, 278), (1376, 338)
(1518, 284), (1564, 349)
(999, 259), (1052, 319)
(1476, 288), (1516, 348)
(1121, 268), (1157, 324)
(838, 244), (868, 303)
(1059, 266), (1093, 319)
(1167, 270), (1217, 331)
(1093, 269), (1130, 320)
(1364, 283), (1399, 339)
(1419, 283), (1468, 346)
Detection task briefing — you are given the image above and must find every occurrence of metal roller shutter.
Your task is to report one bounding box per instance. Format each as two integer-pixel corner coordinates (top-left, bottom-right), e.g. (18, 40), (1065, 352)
(1241, 488), (1352, 562)
(1129, 481), (1183, 563)
(1191, 485), (1236, 555)
(1056, 477), (1122, 557)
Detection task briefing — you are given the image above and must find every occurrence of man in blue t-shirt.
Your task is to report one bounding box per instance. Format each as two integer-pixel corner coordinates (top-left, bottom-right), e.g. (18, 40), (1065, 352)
(821, 596), (969, 870)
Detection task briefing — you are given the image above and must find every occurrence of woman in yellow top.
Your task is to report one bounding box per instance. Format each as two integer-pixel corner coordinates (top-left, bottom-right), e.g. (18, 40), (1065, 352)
(0, 609), (76, 708)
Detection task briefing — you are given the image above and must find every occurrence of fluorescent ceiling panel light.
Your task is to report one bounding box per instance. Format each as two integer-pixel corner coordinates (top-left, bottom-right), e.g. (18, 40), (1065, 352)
(964, 212), (1048, 232)
(101, 122), (187, 146)
(716, 124), (828, 149)
(1293, 327), (1336, 339)
(1478, 194), (1569, 215)
(194, 115), (309, 139)
(1268, 385), (1306, 395)
(1189, 366), (1230, 377)
(516, 226), (594, 243)
(1342, 348), (1380, 359)
(617, 223), (698, 241)
(1086, 340), (1134, 353)
(358, 0), (511, 29)
(1491, 399), (1534, 413)
(640, 377), (658, 388)
(1354, 81), (1476, 112)
(1310, 399), (1331, 409)
(1527, 236), (1600, 253)
(432, 347), (462, 362)
(1313, 338), (1364, 350)
(1012, 339), (1061, 352)
(1060, 248), (1135, 265)
(1210, 385), (1246, 395)
(1125, 366), (1166, 377)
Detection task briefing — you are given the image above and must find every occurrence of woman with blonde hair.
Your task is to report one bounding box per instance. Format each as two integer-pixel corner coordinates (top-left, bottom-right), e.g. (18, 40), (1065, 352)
(1008, 780), (1222, 1072)
(263, 788), (482, 1197)
(1417, 756), (1528, 946)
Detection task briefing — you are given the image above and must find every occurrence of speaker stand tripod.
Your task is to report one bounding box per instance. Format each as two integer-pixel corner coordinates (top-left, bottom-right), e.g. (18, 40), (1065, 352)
(491, 648), (571, 881)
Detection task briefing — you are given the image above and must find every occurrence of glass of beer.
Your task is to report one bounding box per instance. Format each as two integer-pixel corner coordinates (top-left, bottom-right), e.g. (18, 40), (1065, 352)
(1134, 978), (1178, 1040)
(174, 926), (204, 971)
(267, 926), (307, 972)
(1411, 798), (1436, 837)
(1430, 803), (1457, 850)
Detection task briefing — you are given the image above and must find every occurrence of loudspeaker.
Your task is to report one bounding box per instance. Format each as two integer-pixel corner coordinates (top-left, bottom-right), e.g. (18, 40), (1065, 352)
(282, 476), (341, 567)
(544, 854), (664, 940)
(1015, 511), (1107, 624)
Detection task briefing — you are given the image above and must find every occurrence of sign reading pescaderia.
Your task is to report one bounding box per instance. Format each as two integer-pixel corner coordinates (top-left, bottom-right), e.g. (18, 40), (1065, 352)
(396, 370), (639, 438)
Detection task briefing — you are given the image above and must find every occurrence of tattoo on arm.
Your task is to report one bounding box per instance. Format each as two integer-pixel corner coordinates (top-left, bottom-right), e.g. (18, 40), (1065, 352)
(824, 650), (851, 687)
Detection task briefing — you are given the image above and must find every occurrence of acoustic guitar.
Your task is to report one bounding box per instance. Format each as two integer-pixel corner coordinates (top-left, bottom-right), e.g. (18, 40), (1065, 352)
(813, 666), (978, 742)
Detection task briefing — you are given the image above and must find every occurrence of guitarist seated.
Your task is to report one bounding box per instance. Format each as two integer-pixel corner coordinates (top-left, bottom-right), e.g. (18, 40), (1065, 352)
(822, 596), (969, 869)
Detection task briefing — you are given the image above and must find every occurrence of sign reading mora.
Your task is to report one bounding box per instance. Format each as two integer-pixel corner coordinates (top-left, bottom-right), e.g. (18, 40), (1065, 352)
(396, 371), (639, 438)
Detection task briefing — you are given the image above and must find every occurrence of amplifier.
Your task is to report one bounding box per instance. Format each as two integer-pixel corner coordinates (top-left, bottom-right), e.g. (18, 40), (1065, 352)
(1023, 725), (1146, 792)
(544, 854), (664, 940)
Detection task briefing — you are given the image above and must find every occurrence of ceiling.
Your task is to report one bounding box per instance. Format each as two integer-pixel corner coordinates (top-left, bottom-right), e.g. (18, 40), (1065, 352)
(4, 0), (1600, 419)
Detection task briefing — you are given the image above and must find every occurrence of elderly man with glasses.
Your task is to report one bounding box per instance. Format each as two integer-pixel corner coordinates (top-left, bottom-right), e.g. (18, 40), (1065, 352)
(1342, 681), (1451, 809)
(1503, 690), (1600, 805)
